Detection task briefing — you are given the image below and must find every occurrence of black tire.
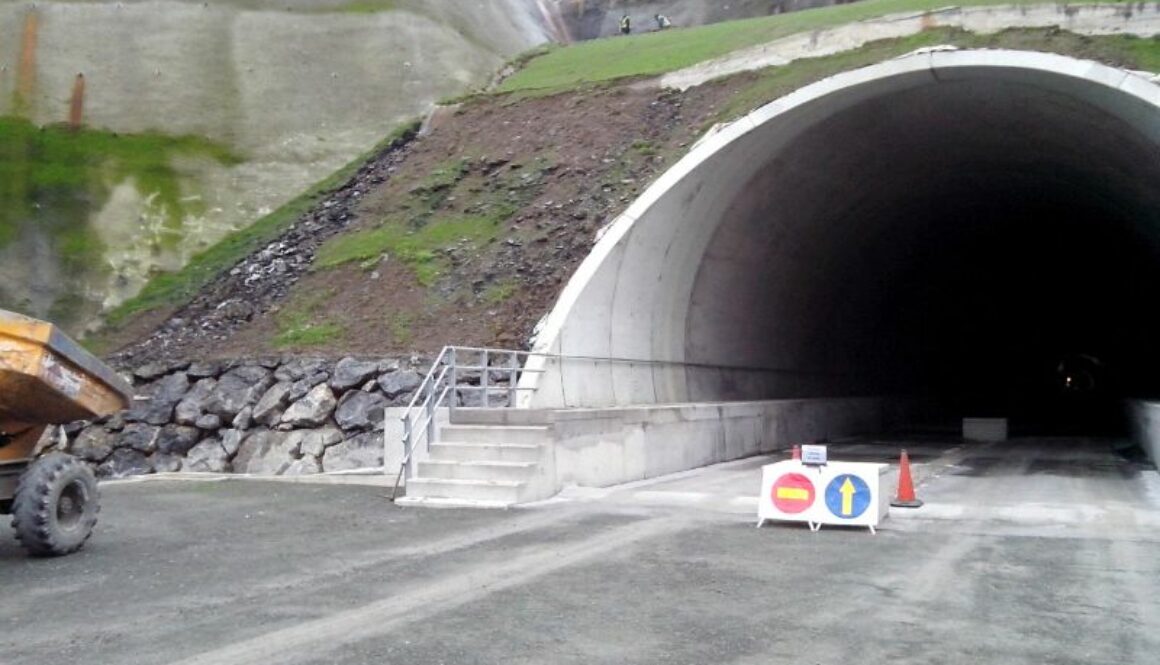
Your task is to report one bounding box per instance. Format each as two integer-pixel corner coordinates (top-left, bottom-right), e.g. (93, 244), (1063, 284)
(11, 453), (100, 556)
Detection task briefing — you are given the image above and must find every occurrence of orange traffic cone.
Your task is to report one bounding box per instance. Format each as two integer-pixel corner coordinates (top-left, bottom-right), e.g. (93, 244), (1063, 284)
(791, 444), (801, 461)
(891, 449), (924, 508)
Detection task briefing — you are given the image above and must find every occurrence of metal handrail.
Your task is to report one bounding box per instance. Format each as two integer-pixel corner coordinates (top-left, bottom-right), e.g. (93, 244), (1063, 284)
(388, 345), (867, 500)
(390, 346), (534, 499)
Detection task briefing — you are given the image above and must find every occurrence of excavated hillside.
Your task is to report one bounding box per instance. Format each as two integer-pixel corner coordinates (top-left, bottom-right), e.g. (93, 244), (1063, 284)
(101, 25), (1160, 368)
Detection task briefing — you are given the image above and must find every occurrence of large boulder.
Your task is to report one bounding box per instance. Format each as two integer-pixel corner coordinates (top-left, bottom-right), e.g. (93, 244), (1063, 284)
(322, 432), (383, 472)
(378, 370), (422, 401)
(280, 384), (336, 428)
(204, 365), (273, 420)
(175, 378), (217, 426)
(330, 357), (380, 392)
(288, 372), (329, 402)
(232, 406), (254, 430)
(252, 381), (292, 427)
(184, 440), (230, 473)
(274, 357), (328, 383)
(151, 453), (183, 473)
(334, 391), (388, 432)
(134, 373), (191, 425)
(283, 456), (322, 476)
(117, 423), (160, 454)
(185, 361), (222, 379)
(155, 424), (201, 456)
(300, 428), (344, 458)
(71, 427), (115, 462)
(220, 429), (245, 457)
(97, 448), (153, 478)
(232, 429), (299, 475)
(133, 360), (187, 382)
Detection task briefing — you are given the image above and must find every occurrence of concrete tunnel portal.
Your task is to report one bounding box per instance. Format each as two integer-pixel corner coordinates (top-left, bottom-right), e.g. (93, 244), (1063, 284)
(525, 50), (1160, 437)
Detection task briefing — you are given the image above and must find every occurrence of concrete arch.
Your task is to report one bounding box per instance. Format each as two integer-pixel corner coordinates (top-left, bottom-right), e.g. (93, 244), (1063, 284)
(524, 49), (1160, 412)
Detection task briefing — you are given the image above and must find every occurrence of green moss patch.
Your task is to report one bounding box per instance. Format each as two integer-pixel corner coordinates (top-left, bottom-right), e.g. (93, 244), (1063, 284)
(0, 116), (237, 274)
(104, 118), (421, 327)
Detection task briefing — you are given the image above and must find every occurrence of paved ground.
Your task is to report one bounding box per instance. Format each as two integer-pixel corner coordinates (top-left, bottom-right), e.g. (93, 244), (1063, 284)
(2, 436), (1159, 665)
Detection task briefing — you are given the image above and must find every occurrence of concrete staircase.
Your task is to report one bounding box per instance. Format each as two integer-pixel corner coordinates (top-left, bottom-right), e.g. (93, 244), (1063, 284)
(400, 409), (554, 507)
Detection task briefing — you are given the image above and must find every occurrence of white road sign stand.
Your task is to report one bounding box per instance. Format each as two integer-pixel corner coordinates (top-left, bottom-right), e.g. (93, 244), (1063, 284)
(757, 459), (889, 534)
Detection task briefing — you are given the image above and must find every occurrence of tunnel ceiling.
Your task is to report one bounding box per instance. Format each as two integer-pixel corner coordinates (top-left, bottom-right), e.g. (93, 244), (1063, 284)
(690, 67), (1160, 410)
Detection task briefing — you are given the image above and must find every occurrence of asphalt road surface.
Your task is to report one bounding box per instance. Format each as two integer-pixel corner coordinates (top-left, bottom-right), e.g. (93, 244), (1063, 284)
(2, 436), (1158, 664)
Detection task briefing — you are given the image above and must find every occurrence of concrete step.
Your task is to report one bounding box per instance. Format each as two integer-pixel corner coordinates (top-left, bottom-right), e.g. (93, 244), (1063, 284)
(439, 424), (550, 445)
(405, 478), (525, 504)
(450, 408), (553, 426)
(417, 459), (536, 482)
(393, 495), (513, 509)
(429, 442), (542, 463)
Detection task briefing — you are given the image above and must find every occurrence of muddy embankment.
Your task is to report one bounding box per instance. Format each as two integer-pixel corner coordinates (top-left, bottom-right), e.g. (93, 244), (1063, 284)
(0, 0), (551, 333)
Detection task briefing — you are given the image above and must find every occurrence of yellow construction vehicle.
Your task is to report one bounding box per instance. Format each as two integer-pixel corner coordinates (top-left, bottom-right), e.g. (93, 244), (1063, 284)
(0, 309), (132, 556)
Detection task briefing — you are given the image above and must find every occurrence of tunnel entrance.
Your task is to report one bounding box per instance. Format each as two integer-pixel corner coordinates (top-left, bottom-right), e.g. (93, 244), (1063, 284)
(693, 72), (1160, 436)
(529, 50), (1160, 441)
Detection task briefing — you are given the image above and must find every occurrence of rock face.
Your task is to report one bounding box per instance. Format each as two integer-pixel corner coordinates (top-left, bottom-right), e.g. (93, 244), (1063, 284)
(205, 366), (273, 420)
(68, 355), (439, 479)
(156, 425), (201, 456)
(378, 370), (422, 401)
(98, 449), (153, 478)
(137, 373), (191, 425)
(335, 392), (387, 432)
(233, 430), (297, 475)
(185, 440), (230, 473)
(330, 357), (380, 392)
(280, 384), (336, 429)
(324, 432), (384, 472)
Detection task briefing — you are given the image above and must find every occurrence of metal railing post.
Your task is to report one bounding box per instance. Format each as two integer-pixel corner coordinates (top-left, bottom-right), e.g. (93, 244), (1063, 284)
(401, 413), (413, 480)
(481, 349), (489, 408)
(448, 347), (458, 415)
(422, 387), (435, 476)
(508, 351), (518, 407)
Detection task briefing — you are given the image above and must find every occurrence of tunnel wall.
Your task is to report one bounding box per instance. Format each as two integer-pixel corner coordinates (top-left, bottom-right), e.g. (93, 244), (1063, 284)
(548, 397), (884, 488)
(1126, 401), (1160, 465)
(523, 50), (1160, 409)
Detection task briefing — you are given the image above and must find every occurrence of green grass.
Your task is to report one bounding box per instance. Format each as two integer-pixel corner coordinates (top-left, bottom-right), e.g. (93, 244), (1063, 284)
(316, 212), (504, 285)
(388, 312), (415, 345)
(316, 0), (401, 14)
(104, 118), (421, 327)
(497, 0), (1134, 94)
(274, 321), (345, 347)
(273, 287), (345, 348)
(482, 279), (517, 305)
(315, 153), (547, 285)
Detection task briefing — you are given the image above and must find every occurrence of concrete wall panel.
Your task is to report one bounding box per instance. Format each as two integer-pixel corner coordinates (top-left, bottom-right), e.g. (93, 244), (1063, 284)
(550, 398), (882, 488)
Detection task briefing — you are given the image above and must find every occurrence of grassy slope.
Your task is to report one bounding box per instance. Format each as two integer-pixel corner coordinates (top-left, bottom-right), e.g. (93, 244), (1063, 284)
(498, 0), (1136, 94)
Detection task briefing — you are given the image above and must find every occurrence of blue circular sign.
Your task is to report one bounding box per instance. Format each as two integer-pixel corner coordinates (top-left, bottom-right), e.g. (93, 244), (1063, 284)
(825, 474), (871, 519)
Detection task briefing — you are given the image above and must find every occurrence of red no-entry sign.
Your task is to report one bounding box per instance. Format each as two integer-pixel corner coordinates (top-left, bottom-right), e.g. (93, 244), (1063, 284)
(771, 472), (816, 513)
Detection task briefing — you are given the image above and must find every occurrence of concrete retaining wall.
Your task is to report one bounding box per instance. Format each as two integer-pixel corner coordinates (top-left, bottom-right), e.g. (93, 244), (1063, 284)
(1127, 400), (1160, 464)
(547, 397), (884, 489)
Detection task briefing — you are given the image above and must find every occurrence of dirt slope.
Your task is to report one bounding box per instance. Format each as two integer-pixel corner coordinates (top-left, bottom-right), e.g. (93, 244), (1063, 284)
(106, 77), (740, 366)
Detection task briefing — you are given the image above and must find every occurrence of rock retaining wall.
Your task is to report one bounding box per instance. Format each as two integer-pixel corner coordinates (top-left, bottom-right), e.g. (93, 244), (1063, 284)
(57, 356), (443, 479)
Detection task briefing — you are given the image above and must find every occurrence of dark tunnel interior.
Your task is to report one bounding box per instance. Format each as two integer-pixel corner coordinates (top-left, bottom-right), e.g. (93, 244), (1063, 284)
(691, 74), (1160, 435)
